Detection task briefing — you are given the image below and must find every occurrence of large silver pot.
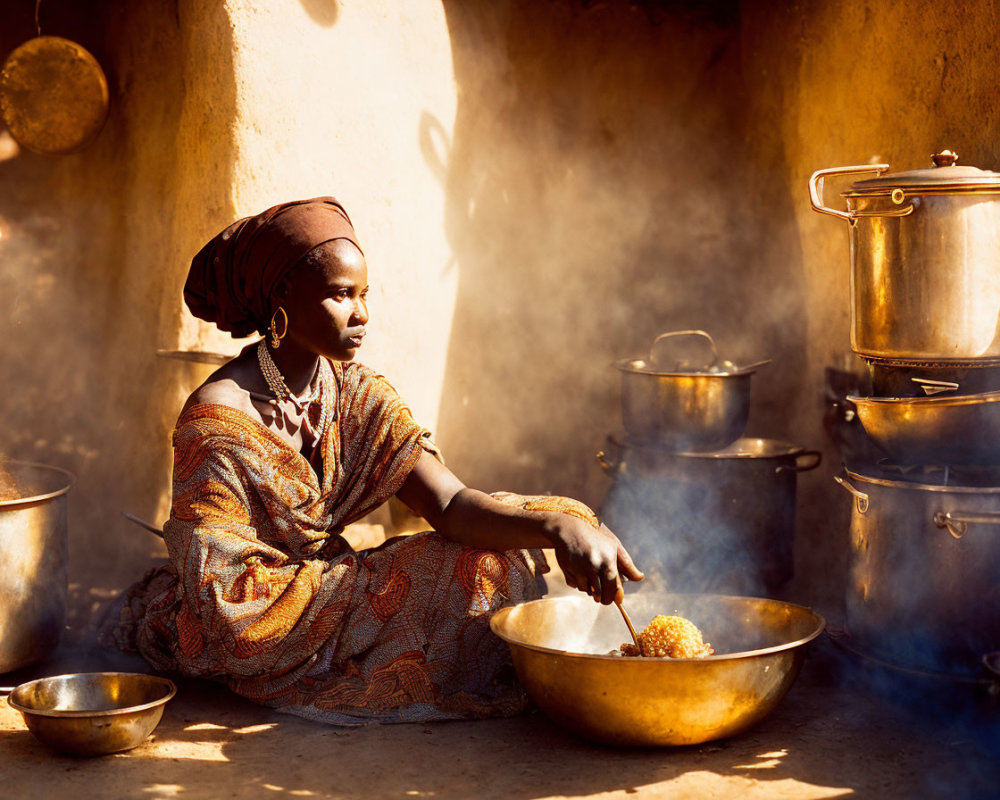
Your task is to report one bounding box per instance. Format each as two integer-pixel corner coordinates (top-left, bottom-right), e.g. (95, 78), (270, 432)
(0, 461), (73, 673)
(835, 468), (1000, 675)
(810, 151), (1000, 365)
(598, 436), (820, 593)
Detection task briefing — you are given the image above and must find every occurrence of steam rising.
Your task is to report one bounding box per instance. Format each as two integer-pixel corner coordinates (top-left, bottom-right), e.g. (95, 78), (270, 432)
(602, 457), (775, 597)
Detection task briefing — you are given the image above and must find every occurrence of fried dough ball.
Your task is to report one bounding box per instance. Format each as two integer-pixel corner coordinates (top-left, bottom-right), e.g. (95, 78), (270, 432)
(620, 614), (714, 658)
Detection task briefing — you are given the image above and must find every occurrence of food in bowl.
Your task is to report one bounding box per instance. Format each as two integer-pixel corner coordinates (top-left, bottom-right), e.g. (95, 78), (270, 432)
(619, 614), (714, 658)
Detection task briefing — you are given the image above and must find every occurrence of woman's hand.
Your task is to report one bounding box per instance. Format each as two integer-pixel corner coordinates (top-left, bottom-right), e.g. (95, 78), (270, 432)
(396, 452), (643, 604)
(544, 515), (644, 605)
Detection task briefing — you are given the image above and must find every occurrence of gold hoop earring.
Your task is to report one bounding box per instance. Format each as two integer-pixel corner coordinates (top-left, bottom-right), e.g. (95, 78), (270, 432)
(269, 307), (289, 349)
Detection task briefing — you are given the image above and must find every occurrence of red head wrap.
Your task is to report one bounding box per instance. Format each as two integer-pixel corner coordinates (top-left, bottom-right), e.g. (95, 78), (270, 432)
(184, 197), (363, 337)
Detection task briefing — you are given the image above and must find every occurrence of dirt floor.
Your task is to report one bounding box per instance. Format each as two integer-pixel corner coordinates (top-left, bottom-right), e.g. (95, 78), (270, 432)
(1, 632), (998, 800)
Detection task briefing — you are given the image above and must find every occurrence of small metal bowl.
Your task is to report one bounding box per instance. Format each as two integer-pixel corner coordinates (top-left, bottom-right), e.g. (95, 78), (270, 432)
(491, 593), (824, 746)
(849, 390), (1000, 466)
(8, 672), (176, 756)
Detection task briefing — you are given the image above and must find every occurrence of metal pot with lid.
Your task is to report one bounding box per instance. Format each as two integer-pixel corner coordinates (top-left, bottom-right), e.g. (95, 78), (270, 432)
(613, 330), (769, 451)
(809, 151), (1000, 365)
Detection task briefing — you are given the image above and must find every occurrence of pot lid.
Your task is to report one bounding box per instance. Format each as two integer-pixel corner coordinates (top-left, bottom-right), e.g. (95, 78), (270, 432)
(614, 330), (770, 377)
(610, 432), (805, 459)
(612, 358), (762, 377)
(848, 151), (1000, 193)
(0, 36), (110, 155)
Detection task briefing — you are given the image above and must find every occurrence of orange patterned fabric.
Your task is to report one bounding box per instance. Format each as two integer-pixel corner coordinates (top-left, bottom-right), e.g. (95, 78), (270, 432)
(112, 359), (596, 724)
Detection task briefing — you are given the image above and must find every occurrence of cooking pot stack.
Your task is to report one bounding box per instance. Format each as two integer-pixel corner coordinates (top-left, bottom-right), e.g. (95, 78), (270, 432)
(598, 330), (820, 596)
(810, 150), (1000, 678)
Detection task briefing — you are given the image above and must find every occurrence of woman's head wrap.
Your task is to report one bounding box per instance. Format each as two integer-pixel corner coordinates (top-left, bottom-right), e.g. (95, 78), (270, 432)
(184, 197), (363, 337)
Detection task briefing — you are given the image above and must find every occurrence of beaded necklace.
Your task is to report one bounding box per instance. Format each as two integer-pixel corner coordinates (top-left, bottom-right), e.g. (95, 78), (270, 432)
(256, 339), (332, 444)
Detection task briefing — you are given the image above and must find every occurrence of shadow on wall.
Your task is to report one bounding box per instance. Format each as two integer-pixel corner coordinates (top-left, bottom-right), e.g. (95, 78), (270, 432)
(297, 0), (340, 27)
(0, 0), (238, 617)
(430, 3), (809, 520)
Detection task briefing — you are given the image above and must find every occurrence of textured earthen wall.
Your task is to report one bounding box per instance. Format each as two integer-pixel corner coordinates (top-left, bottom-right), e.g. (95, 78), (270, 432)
(213, 0), (459, 432)
(0, 1), (238, 621)
(0, 0), (467, 617)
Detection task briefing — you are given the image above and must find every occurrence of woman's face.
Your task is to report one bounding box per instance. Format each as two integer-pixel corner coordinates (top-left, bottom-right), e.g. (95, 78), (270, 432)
(277, 239), (369, 361)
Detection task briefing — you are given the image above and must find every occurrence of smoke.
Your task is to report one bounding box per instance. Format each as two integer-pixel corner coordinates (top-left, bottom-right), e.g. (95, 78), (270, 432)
(599, 441), (792, 597)
(0, 211), (100, 466)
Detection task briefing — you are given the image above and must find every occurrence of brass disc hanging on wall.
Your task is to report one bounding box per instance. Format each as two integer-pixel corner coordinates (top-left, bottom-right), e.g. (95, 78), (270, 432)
(0, 35), (109, 155)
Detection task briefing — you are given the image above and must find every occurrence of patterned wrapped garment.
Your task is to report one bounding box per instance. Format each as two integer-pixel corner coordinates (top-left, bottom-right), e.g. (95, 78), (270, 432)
(112, 360), (598, 725)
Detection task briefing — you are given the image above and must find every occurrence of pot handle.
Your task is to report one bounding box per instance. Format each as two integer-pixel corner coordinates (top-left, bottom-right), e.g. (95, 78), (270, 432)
(649, 330), (719, 369)
(983, 652), (1000, 685)
(777, 450), (823, 474)
(932, 510), (1000, 540)
(596, 450), (617, 475)
(809, 165), (914, 222)
(122, 510), (165, 539)
(833, 475), (869, 514)
(596, 435), (624, 476)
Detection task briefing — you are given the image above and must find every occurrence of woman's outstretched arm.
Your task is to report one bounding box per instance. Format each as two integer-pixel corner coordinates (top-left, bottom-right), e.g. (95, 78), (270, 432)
(395, 451), (643, 604)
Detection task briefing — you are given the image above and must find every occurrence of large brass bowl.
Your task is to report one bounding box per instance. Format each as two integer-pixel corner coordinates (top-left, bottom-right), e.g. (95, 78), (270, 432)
(490, 593), (824, 746)
(8, 672), (176, 756)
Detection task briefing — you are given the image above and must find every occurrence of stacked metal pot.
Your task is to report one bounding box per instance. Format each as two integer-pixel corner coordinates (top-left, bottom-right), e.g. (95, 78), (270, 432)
(810, 151), (1000, 677)
(598, 330), (820, 595)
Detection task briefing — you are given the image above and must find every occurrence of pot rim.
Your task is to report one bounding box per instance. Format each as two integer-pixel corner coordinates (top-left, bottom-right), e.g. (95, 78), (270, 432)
(8, 672), (177, 718)
(847, 390), (1000, 408)
(611, 433), (807, 460)
(845, 467), (1000, 494)
(844, 182), (1000, 197)
(0, 460), (75, 508)
(613, 358), (759, 377)
(490, 595), (825, 662)
(983, 652), (1000, 679)
(845, 152), (1000, 194)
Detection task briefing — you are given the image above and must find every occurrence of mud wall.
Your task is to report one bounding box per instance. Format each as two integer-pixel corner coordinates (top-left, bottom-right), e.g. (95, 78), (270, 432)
(0, 0), (238, 621)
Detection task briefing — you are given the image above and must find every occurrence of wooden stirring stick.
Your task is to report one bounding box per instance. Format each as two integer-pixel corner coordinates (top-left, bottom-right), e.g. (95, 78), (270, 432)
(614, 585), (641, 650)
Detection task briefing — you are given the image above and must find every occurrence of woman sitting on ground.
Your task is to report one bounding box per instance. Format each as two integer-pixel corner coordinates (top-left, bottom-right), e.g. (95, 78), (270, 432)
(110, 197), (642, 725)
